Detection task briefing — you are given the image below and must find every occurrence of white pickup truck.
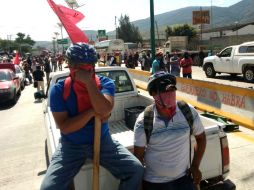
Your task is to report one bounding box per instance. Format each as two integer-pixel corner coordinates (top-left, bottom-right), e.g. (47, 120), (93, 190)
(203, 41), (254, 82)
(43, 67), (231, 190)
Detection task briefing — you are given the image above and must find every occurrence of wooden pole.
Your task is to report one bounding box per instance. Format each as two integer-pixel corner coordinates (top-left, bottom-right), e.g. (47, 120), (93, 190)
(195, 184), (201, 190)
(92, 117), (101, 190)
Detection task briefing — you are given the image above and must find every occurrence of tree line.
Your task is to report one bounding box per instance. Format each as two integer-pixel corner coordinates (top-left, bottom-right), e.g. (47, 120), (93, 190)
(117, 14), (197, 44)
(0, 33), (35, 55)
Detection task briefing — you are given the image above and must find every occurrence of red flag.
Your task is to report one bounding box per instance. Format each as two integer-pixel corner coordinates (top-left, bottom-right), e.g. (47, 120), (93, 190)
(47, 0), (89, 43)
(13, 51), (20, 65)
(58, 5), (85, 24)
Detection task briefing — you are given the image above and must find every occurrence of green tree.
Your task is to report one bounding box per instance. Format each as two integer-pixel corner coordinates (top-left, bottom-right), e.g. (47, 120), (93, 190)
(165, 26), (173, 39)
(15, 33), (35, 54)
(165, 24), (197, 40)
(0, 39), (17, 52)
(117, 15), (143, 43)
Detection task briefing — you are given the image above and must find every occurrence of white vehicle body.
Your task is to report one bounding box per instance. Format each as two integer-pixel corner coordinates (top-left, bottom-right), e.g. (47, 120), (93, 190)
(203, 41), (254, 82)
(43, 67), (230, 190)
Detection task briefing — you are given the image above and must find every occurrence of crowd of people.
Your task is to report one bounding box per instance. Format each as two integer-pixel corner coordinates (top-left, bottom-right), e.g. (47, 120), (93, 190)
(0, 53), (65, 97)
(122, 50), (194, 79)
(103, 49), (209, 80)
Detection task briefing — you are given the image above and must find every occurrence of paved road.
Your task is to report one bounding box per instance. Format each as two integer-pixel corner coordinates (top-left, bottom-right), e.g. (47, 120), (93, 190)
(0, 85), (46, 190)
(131, 64), (254, 89)
(190, 66), (254, 89)
(227, 127), (254, 190)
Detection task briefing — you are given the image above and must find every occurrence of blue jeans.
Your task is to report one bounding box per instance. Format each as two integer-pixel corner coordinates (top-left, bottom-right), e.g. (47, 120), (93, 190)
(143, 175), (195, 190)
(41, 133), (144, 190)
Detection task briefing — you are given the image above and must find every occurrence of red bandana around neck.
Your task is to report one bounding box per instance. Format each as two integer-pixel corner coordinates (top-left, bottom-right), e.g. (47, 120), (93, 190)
(69, 65), (100, 113)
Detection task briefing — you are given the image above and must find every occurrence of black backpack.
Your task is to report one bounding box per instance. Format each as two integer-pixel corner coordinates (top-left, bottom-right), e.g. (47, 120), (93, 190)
(159, 59), (166, 71)
(143, 100), (193, 144)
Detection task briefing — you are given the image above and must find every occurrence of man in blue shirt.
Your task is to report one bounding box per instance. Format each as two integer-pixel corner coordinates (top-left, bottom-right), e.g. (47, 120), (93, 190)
(40, 43), (143, 190)
(151, 51), (164, 74)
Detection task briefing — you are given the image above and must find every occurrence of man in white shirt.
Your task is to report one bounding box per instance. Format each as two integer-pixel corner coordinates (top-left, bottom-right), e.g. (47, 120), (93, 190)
(134, 71), (206, 190)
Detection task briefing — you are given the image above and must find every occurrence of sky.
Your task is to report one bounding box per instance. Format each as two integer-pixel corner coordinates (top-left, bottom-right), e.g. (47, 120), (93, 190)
(0, 0), (242, 41)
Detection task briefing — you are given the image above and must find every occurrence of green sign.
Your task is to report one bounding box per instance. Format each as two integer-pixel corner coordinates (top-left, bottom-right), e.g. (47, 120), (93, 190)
(98, 30), (106, 37)
(57, 39), (68, 44)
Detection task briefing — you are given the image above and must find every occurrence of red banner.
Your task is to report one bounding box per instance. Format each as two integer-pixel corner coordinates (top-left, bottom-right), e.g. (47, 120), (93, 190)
(47, 0), (88, 43)
(57, 5), (84, 24)
(13, 51), (20, 65)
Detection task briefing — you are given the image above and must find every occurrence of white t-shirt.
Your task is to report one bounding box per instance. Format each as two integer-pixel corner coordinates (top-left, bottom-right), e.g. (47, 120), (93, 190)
(134, 104), (204, 183)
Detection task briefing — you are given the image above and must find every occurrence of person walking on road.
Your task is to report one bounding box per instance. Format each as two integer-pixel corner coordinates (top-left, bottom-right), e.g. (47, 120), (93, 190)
(170, 52), (180, 76)
(180, 52), (193, 78)
(43, 57), (51, 85)
(33, 65), (45, 94)
(134, 71), (206, 190)
(40, 43), (144, 190)
(151, 51), (164, 74)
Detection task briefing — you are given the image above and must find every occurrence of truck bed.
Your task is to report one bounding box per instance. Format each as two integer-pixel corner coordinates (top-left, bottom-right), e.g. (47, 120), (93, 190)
(110, 120), (134, 152)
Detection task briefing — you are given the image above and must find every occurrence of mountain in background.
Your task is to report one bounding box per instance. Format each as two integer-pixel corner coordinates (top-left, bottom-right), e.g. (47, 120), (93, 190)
(35, 0), (253, 48)
(133, 0), (253, 30)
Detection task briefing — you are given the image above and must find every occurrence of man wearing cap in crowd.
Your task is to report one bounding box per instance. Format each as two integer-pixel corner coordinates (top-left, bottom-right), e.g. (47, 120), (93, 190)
(133, 71), (206, 190)
(151, 51), (164, 74)
(40, 43), (144, 190)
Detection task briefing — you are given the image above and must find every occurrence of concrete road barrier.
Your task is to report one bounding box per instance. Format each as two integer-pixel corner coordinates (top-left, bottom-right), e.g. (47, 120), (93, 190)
(128, 68), (254, 130)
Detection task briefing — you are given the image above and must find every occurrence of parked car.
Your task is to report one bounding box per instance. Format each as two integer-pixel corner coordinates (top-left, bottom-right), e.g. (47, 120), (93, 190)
(0, 63), (26, 89)
(203, 41), (254, 82)
(0, 69), (21, 104)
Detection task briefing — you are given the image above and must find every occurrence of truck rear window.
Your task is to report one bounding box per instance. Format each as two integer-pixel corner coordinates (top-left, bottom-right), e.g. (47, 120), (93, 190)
(97, 70), (134, 93)
(55, 70), (134, 94)
(239, 46), (254, 53)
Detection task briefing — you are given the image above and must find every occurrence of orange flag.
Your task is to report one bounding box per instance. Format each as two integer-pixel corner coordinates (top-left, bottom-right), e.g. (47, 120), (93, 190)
(13, 51), (20, 65)
(47, 0), (89, 43)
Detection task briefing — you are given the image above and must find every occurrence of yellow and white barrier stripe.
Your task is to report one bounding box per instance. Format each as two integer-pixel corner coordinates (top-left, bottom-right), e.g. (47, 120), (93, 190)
(129, 69), (254, 130)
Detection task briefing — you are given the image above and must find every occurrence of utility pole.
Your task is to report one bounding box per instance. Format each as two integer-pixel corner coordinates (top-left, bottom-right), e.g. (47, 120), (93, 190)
(211, 0), (213, 29)
(115, 16), (117, 39)
(235, 21), (239, 44)
(155, 21), (160, 47)
(200, 7), (203, 43)
(150, 0), (155, 61)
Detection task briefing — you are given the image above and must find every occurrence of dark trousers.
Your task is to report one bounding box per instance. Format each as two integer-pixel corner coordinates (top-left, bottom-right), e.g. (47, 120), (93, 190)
(183, 73), (192, 79)
(143, 175), (195, 190)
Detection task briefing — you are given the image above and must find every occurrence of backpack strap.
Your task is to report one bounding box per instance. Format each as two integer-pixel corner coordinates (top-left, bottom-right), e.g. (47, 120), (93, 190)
(177, 100), (194, 169)
(177, 101), (193, 134)
(63, 76), (72, 101)
(143, 104), (154, 144)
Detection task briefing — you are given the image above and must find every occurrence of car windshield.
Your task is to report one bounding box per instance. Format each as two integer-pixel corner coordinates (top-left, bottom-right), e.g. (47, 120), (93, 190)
(0, 71), (11, 81)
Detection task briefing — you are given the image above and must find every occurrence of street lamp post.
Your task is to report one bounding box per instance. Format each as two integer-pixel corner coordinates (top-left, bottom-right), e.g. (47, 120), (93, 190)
(57, 23), (64, 53)
(54, 32), (59, 53)
(150, 0), (155, 61)
(52, 37), (56, 56)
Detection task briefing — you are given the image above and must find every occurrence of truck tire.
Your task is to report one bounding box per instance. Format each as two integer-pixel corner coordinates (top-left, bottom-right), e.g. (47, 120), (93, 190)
(243, 67), (254, 82)
(205, 64), (216, 78)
